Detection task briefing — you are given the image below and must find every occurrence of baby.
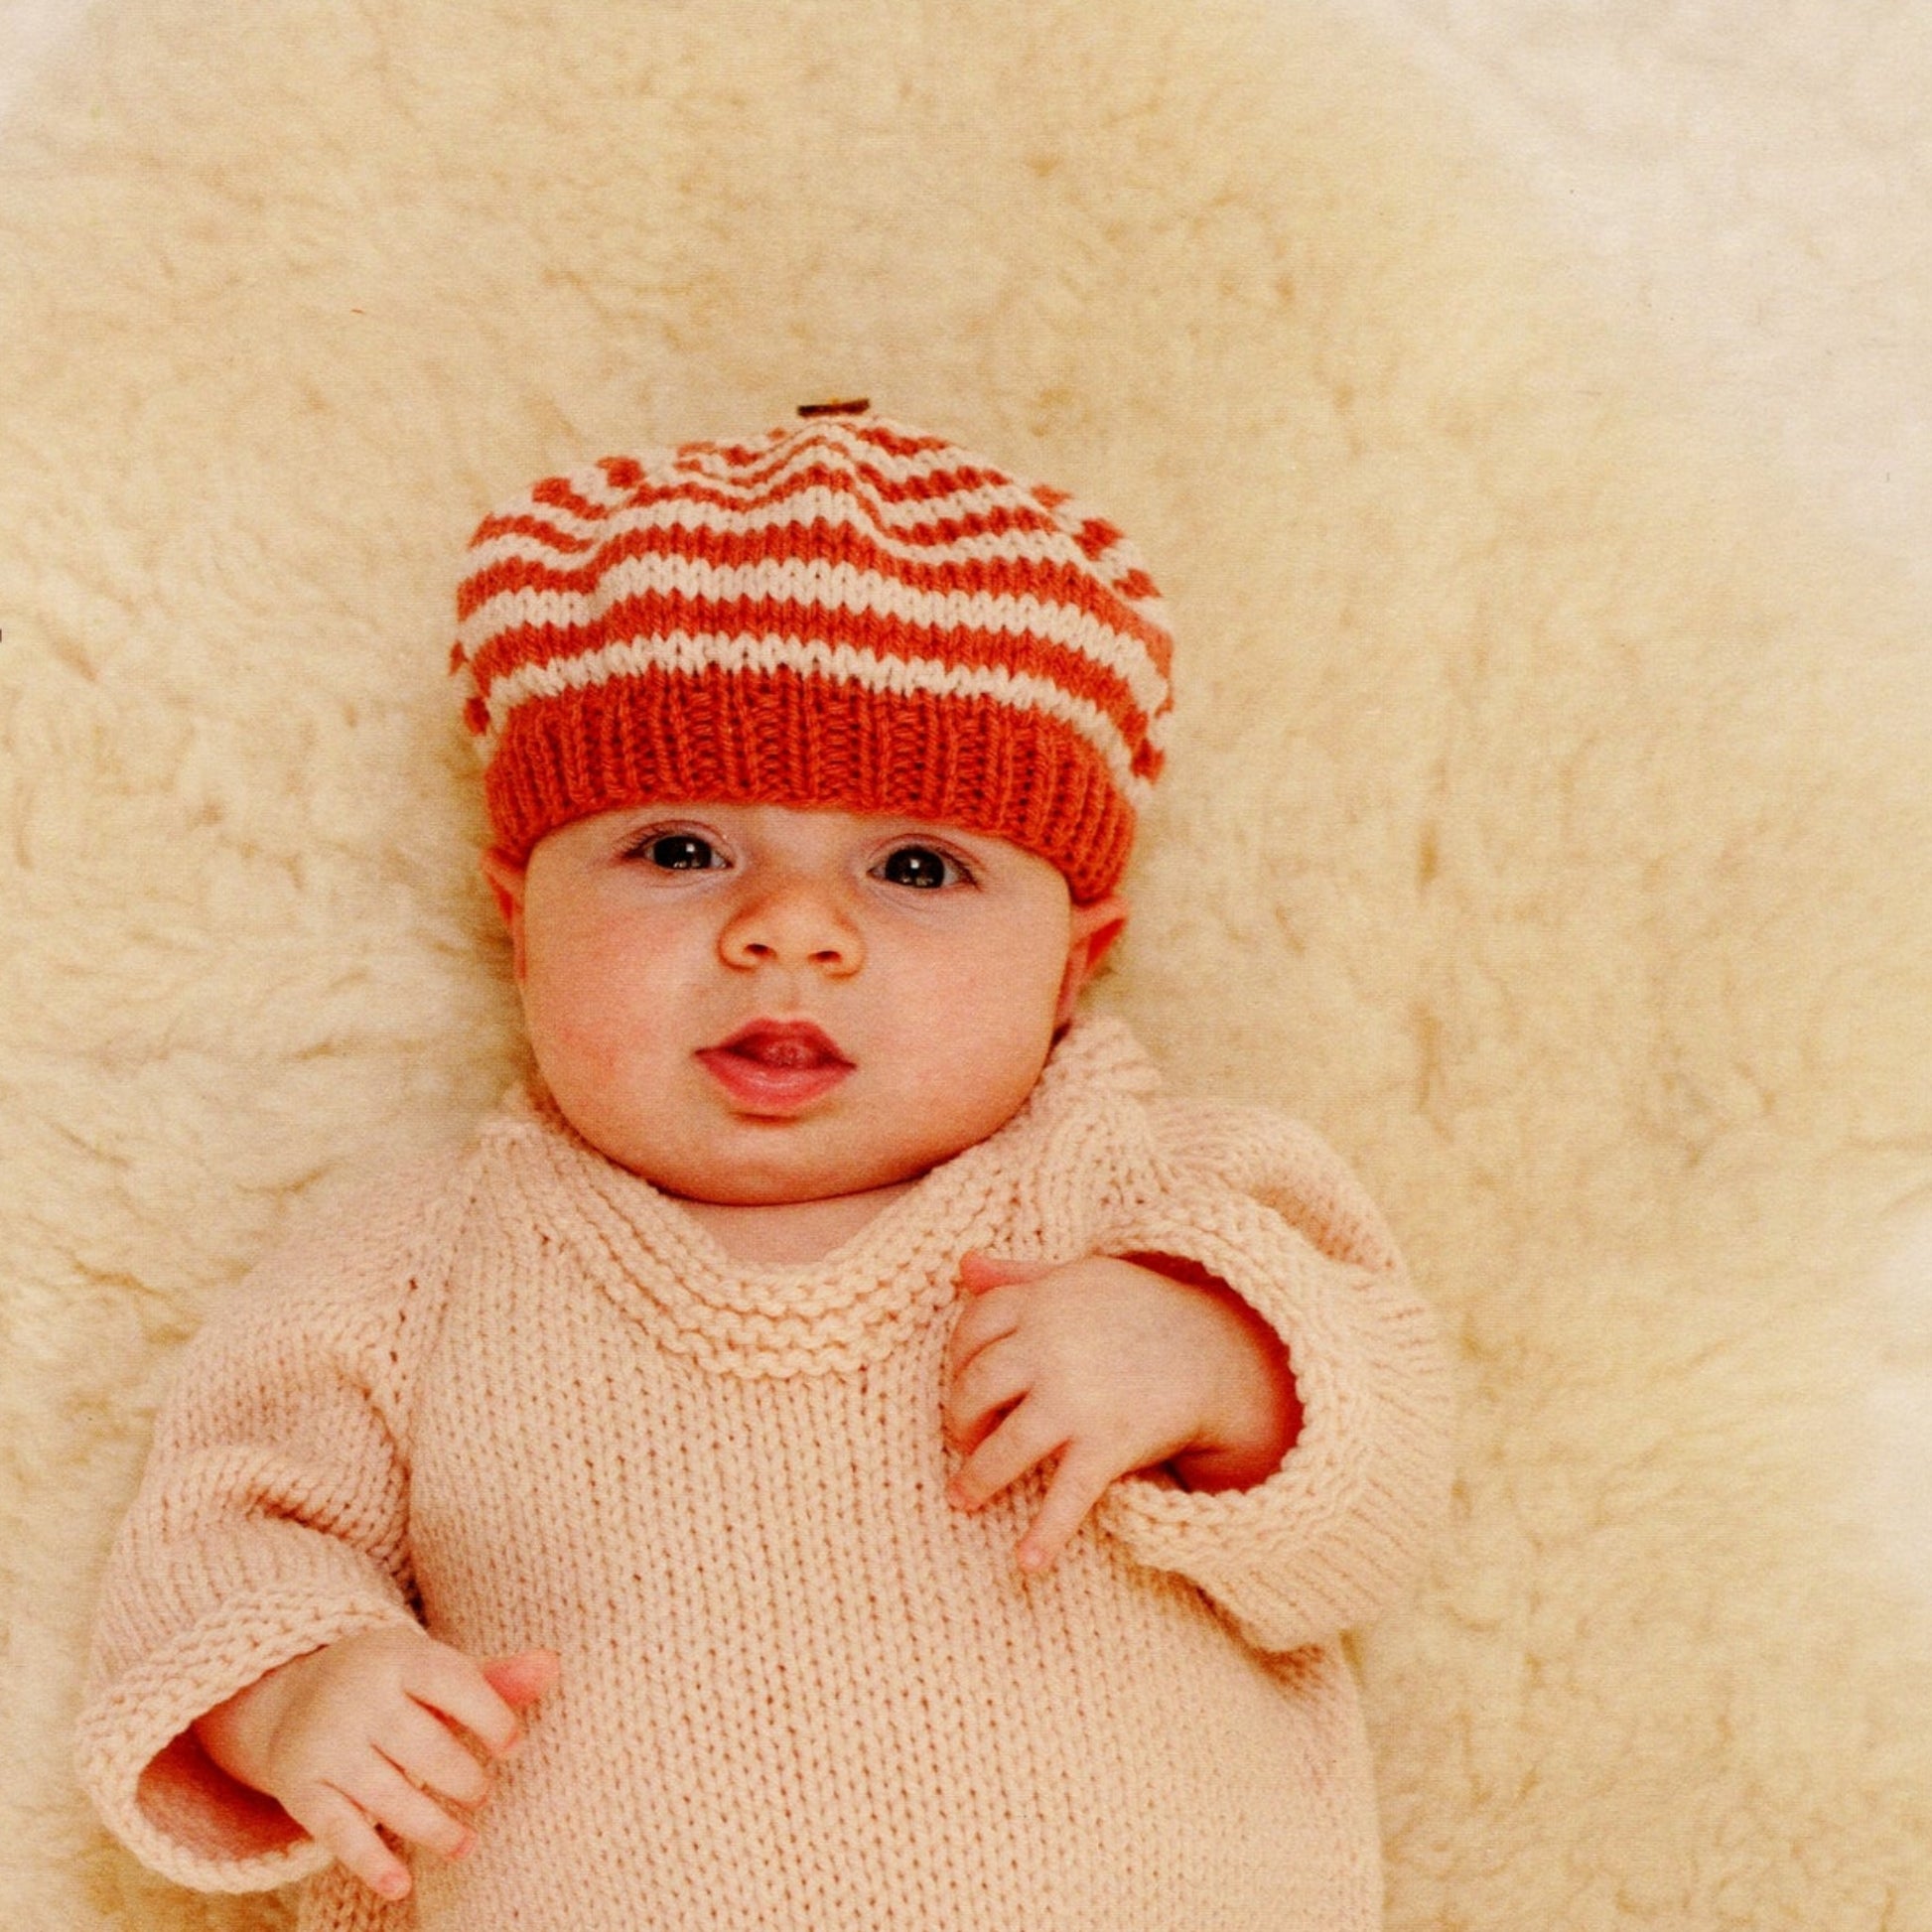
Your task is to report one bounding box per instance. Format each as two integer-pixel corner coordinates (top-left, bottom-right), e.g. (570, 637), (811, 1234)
(77, 414), (1451, 1930)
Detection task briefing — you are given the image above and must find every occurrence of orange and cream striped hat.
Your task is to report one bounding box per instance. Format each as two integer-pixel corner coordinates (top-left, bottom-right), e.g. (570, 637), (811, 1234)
(451, 413), (1173, 902)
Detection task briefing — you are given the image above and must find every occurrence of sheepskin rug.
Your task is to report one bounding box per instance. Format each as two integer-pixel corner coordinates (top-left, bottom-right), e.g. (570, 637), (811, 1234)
(6, 2), (1932, 1926)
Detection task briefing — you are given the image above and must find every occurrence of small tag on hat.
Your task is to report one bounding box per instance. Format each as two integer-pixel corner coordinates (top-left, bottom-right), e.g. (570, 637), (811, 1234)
(795, 399), (872, 418)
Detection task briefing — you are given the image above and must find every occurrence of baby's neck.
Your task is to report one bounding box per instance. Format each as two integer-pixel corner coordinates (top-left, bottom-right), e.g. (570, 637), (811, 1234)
(675, 1180), (918, 1266)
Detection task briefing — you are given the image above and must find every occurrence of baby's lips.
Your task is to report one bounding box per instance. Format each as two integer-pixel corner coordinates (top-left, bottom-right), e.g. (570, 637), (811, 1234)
(697, 1020), (856, 1111)
(711, 1016), (852, 1069)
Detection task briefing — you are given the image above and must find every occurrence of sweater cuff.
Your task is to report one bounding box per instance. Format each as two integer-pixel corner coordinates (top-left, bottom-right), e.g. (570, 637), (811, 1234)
(76, 1587), (420, 1892)
(1091, 1196), (1450, 1654)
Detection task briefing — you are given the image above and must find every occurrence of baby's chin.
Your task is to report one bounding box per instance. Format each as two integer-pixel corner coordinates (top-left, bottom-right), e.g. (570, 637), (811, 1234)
(546, 1110), (932, 1206)
(576, 1107), (1032, 1210)
(646, 1156), (946, 1210)
(642, 1160), (938, 1268)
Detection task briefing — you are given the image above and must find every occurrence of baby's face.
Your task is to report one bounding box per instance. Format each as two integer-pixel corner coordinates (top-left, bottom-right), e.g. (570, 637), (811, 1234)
(484, 802), (1124, 1208)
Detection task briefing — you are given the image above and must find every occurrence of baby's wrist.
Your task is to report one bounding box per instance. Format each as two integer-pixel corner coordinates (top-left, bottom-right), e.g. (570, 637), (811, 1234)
(193, 1649), (317, 1794)
(1118, 1253), (1302, 1491)
(193, 1678), (275, 1788)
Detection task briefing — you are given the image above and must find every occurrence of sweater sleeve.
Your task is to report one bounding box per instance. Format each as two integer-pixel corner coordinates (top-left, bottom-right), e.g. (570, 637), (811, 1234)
(73, 1153), (468, 1894)
(1092, 1097), (1453, 1656)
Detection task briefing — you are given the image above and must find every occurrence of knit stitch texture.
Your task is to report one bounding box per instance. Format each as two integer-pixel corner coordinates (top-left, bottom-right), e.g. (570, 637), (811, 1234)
(76, 1021), (1450, 1930)
(451, 417), (1173, 900)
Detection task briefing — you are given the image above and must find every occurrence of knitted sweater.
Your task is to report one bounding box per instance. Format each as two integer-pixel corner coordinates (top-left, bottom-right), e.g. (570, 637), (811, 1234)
(77, 1019), (1451, 1931)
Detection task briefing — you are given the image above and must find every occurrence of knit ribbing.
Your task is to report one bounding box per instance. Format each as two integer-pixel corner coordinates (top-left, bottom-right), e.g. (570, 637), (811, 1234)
(76, 1021), (1451, 1931)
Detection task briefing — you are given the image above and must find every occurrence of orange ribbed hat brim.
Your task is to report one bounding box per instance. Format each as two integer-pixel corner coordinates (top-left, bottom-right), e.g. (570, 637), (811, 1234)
(483, 665), (1136, 905)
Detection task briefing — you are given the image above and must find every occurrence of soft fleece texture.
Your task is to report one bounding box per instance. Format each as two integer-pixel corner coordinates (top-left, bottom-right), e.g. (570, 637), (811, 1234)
(4, 3), (1932, 1929)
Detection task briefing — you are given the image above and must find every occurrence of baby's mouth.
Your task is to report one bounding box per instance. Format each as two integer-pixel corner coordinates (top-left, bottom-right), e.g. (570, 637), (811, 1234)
(696, 1020), (854, 1111)
(712, 1020), (851, 1068)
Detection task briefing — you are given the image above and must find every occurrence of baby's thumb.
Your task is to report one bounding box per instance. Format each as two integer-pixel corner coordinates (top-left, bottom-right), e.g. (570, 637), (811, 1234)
(483, 1648), (560, 1710)
(958, 1252), (1054, 1296)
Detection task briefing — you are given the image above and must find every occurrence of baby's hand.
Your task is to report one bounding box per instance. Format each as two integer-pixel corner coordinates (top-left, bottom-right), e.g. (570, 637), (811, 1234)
(941, 1252), (1299, 1574)
(193, 1627), (558, 1902)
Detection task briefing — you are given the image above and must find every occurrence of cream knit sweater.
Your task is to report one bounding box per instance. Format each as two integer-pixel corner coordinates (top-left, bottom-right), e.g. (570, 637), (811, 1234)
(77, 1019), (1451, 1930)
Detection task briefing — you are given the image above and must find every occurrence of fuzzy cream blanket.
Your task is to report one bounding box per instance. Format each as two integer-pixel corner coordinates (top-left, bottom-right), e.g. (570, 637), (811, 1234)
(6, 3), (1932, 1927)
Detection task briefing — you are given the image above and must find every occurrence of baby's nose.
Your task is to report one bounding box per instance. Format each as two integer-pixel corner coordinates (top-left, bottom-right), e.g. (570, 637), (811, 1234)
(718, 882), (865, 973)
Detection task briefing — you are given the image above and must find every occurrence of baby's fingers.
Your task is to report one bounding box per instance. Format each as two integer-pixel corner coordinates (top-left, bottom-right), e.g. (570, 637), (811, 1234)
(382, 1700), (494, 1811)
(402, 1642), (528, 1760)
(957, 1252), (1053, 1296)
(947, 1399), (1063, 1517)
(950, 1404), (1115, 1573)
(1014, 1445), (1117, 1576)
(483, 1648), (560, 1714)
(362, 1761), (483, 1862)
(288, 1782), (418, 1902)
(942, 1338), (1032, 1455)
(349, 1756), (479, 1867)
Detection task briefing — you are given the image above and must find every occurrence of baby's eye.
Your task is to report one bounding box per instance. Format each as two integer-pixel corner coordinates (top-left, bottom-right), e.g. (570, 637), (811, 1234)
(873, 844), (966, 891)
(634, 832), (723, 872)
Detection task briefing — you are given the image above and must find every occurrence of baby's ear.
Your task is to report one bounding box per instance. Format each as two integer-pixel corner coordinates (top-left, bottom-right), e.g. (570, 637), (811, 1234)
(1057, 896), (1129, 1024)
(479, 849), (529, 980)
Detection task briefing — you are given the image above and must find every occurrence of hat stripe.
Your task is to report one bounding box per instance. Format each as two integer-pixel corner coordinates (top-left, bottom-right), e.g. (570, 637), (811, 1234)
(476, 626), (1157, 806)
(473, 483), (1066, 570)
(463, 502), (1144, 589)
(483, 441), (1163, 600)
(669, 424), (1018, 506)
(460, 559), (1172, 718)
(673, 418), (953, 479)
(516, 469), (646, 527)
(473, 466), (1076, 568)
(463, 602), (1168, 780)
(463, 504), (1164, 645)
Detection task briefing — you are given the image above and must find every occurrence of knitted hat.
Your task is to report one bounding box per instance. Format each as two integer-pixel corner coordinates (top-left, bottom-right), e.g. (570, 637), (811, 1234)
(451, 413), (1173, 902)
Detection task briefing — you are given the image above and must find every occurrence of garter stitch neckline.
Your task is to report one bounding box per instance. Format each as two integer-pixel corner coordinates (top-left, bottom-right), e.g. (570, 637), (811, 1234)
(482, 1017), (1156, 1376)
